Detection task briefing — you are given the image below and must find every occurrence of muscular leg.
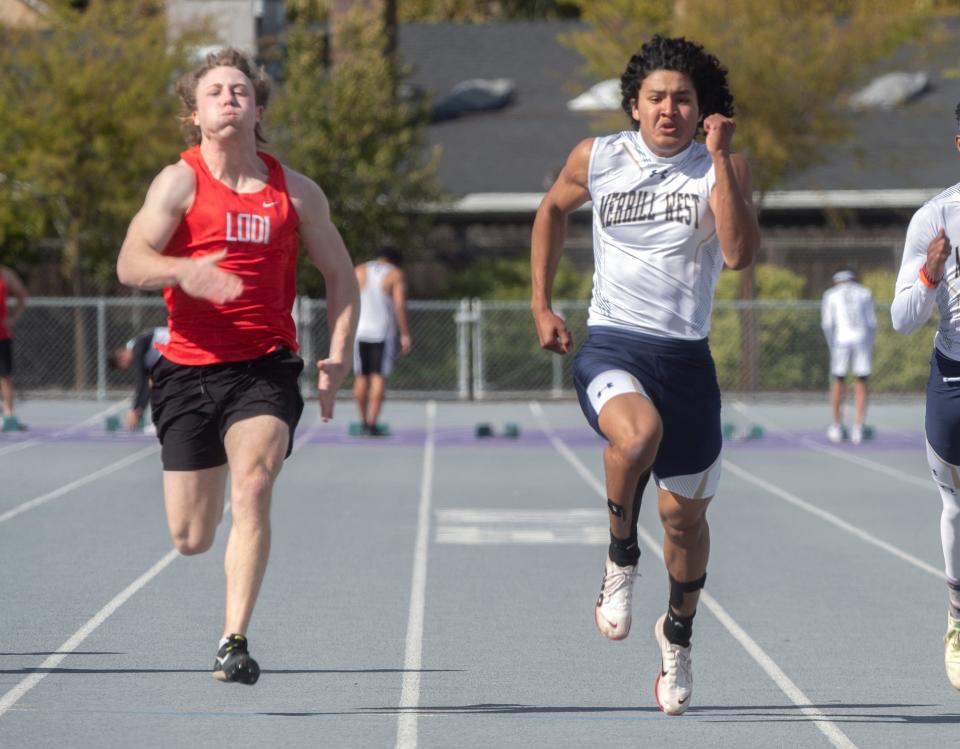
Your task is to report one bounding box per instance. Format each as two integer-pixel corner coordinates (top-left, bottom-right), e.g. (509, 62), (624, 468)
(831, 376), (845, 426)
(854, 376), (869, 427)
(366, 374), (387, 428)
(221, 414), (289, 637)
(353, 375), (369, 425)
(163, 465), (229, 555)
(658, 490), (712, 617)
(0, 376), (13, 417)
(598, 394), (662, 541)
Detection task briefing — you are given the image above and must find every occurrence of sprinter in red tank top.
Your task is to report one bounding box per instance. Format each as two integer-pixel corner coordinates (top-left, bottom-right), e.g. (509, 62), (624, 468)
(116, 48), (359, 685)
(0, 266), (29, 431)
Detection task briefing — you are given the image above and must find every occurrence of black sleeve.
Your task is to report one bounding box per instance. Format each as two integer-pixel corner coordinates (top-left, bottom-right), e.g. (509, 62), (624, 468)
(130, 332), (153, 412)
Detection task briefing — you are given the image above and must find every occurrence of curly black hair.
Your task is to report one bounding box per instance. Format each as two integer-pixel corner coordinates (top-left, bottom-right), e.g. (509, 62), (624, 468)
(620, 34), (734, 130)
(954, 100), (960, 129)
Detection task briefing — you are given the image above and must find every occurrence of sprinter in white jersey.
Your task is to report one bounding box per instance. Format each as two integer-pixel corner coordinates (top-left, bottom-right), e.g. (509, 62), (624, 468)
(892, 106), (960, 689)
(821, 270), (876, 444)
(352, 247), (411, 436)
(531, 35), (758, 715)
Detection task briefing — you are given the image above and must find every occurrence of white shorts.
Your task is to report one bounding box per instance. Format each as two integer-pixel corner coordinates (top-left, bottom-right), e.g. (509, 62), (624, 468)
(830, 342), (872, 378)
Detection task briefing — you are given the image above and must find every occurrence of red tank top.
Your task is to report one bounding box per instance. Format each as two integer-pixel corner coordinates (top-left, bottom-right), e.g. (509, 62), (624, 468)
(0, 273), (9, 341)
(157, 146), (300, 365)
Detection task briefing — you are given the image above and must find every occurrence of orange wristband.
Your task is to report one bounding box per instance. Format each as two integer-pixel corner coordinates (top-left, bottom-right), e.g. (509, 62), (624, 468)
(919, 265), (939, 289)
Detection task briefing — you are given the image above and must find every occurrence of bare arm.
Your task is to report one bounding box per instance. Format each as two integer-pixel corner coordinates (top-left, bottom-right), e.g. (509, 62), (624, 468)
(1, 268), (28, 327)
(287, 168), (360, 421)
(530, 138), (593, 354)
(116, 162), (243, 303)
(704, 115), (760, 271)
(390, 269), (412, 355)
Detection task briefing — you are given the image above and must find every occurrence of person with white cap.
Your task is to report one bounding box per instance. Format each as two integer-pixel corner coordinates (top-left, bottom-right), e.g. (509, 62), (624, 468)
(821, 269), (876, 443)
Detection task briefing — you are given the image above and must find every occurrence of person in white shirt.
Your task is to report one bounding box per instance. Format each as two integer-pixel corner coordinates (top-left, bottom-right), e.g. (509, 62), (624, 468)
(352, 247), (412, 436)
(108, 326), (170, 430)
(530, 34), (759, 715)
(820, 270), (876, 444)
(892, 106), (960, 689)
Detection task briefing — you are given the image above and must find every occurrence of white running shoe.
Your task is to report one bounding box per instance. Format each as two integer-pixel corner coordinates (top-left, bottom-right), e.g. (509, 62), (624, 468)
(945, 611), (960, 690)
(594, 556), (636, 640)
(654, 613), (693, 715)
(850, 424), (863, 444)
(826, 423), (844, 443)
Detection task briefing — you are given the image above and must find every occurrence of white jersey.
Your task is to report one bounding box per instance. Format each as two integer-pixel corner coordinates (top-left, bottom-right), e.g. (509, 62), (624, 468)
(356, 261), (396, 342)
(821, 282), (876, 347)
(891, 184), (960, 358)
(126, 326), (169, 369)
(586, 131), (720, 340)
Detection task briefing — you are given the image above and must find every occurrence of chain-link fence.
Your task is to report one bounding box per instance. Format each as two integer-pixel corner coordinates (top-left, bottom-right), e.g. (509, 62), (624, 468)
(4, 297), (938, 399)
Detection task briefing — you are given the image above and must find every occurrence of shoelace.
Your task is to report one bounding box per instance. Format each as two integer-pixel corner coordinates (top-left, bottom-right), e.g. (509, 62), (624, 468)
(663, 643), (693, 688)
(946, 628), (960, 654)
(602, 564), (635, 609)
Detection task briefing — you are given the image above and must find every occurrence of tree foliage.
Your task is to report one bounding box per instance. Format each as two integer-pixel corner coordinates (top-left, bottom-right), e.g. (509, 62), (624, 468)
(397, 0), (580, 21)
(562, 0), (945, 194)
(437, 256), (591, 300)
(0, 1), (206, 291)
(271, 7), (443, 294)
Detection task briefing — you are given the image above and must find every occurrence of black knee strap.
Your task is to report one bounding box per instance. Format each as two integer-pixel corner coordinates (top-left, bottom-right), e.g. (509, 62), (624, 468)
(669, 573), (707, 609)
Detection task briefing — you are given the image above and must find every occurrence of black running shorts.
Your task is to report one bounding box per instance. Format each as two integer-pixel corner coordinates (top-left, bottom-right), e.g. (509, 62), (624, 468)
(150, 347), (305, 471)
(357, 340), (386, 375)
(0, 339), (11, 377)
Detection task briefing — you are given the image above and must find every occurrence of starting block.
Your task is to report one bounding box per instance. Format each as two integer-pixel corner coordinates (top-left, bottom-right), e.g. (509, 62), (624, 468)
(475, 422), (521, 439)
(105, 414), (145, 432)
(347, 421), (391, 437)
(721, 421), (764, 441)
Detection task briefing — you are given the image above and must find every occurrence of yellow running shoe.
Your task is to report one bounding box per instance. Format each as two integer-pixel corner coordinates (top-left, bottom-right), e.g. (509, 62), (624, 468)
(945, 612), (960, 690)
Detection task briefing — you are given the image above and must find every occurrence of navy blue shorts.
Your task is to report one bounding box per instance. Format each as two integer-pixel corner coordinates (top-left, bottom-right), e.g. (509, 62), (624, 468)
(926, 349), (960, 464)
(573, 326), (722, 482)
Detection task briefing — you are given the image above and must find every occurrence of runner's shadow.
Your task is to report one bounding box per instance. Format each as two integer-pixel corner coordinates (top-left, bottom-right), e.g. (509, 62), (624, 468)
(0, 652), (123, 656)
(0, 667), (459, 675)
(363, 704), (660, 715)
(265, 704), (660, 718)
(695, 703), (960, 725)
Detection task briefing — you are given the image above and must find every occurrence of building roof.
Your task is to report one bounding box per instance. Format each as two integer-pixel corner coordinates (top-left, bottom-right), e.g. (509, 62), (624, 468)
(398, 20), (960, 204)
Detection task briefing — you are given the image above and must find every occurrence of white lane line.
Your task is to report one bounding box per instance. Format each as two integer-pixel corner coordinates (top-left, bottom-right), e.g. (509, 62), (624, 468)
(529, 401), (858, 749)
(0, 445), (159, 526)
(0, 546), (181, 718)
(0, 412), (320, 718)
(0, 410), (319, 717)
(0, 412), (319, 717)
(435, 508), (608, 545)
(396, 401), (437, 749)
(723, 459), (942, 579)
(0, 402), (128, 458)
(730, 401), (932, 490)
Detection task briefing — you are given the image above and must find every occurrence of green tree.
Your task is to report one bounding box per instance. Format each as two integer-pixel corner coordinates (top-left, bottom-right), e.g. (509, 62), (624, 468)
(0, 1), (205, 292)
(562, 0), (941, 195)
(438, 256), (591, 300)
(272, 7), (442, 294)
(0, 1), (205, 387)
(398, 0), (580, 21)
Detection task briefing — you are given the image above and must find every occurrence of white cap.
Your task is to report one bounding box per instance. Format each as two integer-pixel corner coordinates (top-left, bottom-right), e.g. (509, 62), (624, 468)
(832, 270), (855, 283)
